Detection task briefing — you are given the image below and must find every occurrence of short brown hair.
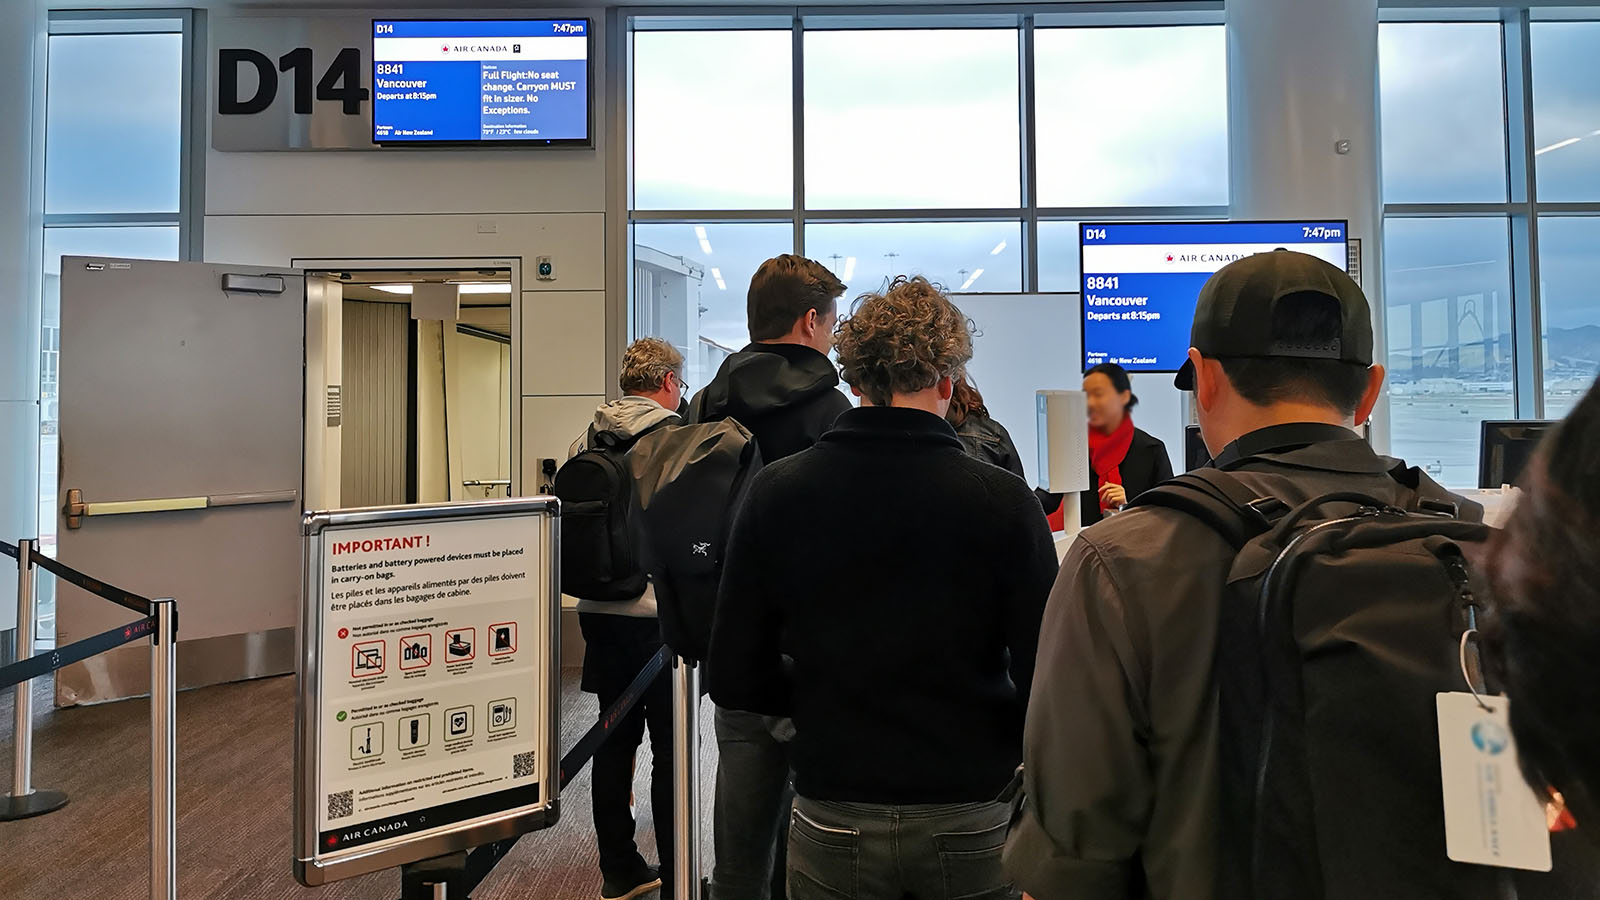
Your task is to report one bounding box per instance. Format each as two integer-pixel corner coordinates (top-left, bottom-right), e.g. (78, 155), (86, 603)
(619, 337), (684, 395)
(837, 276), (973, 407)
(747, 254), (846, 342)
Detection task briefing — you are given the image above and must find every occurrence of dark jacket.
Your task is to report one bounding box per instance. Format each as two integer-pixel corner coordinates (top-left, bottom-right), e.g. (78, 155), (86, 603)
(689, 342), (853, 464)
(1005, 423), (1478, 900)
(955, 410), (1027, 482)
(706, 407), (1058, 805)
(1080, 426), (1174, 526)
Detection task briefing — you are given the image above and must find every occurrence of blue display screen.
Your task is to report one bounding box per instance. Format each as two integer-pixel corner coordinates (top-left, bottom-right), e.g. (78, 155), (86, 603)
(372, 20), (591, 145)
(1079, 221), (1349, 373)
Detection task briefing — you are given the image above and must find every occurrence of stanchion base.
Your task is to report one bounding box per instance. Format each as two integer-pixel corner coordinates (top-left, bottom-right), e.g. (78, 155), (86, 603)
(0, 789), (69, 820)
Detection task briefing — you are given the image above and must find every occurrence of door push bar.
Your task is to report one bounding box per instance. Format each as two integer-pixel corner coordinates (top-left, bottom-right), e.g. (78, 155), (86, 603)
(64, 488), (298, 529)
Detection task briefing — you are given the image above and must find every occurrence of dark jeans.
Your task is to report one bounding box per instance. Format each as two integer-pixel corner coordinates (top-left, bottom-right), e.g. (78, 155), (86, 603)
(712, 706), (794, 900)
(786, 796), (1017, 900)
(580, 613), (674, 884)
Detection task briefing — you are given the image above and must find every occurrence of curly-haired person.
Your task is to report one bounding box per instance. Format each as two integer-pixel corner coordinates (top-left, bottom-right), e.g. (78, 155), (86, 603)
(706, 275), (1059, 900)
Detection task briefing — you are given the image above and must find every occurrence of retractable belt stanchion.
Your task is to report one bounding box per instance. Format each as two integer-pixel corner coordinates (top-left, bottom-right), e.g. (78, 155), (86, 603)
(149, 597), (178, 900)
(1, 538), (68, 821)
(672, 656), (702, 900)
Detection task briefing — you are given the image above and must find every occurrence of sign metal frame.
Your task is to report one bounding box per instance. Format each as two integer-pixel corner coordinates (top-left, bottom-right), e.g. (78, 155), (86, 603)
(294, 498), (561, 886)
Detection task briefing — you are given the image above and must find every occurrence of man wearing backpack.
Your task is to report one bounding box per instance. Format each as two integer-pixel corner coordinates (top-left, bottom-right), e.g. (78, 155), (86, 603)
(563, 337), (685, 900)
(689, 254), (851, 900)
(1006, 250), (1485, 900)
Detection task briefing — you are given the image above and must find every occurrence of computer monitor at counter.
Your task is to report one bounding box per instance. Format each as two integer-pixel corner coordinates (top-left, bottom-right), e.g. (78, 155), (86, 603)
(1479, 420), (1556, 489)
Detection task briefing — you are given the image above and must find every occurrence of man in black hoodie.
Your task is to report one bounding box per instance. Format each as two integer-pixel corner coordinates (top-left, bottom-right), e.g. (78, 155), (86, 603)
(690, 254), (850, 900)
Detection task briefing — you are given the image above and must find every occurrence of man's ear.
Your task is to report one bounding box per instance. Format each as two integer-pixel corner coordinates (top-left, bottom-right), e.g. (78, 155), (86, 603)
(801, 307), (821, 338)
(1354, 364), (1387, 426)
(937, 375), (954, 401)
(1190, 348), (1220, 412)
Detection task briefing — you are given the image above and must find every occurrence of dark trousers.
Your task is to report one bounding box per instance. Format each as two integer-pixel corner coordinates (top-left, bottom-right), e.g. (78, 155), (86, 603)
(581, 613), (674, 885)
(712, 706), (794, 900)
(786, 796), (1017, 900)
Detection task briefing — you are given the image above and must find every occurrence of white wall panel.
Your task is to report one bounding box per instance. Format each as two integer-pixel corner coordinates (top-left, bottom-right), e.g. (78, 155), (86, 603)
(522, 290), (606, 396)
(521, 395), (603, 491)
(204, 212), (606, 292)
(206, 149), (605, 217)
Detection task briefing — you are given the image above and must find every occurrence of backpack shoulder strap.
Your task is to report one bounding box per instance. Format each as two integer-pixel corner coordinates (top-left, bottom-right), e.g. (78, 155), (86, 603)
(1133, 468), (1291, 551)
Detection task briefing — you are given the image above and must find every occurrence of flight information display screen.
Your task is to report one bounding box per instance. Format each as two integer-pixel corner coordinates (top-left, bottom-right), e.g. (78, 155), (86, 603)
(1079, 221), (1349, 373)
(372, 20), (591, 146)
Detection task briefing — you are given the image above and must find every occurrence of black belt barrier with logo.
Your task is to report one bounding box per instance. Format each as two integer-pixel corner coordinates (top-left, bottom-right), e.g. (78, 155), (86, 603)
(0, 539), (164, 691)
(459, 644), (673, 893)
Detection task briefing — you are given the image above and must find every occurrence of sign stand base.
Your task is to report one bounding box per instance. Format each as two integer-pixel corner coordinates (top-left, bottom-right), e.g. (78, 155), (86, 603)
(400, 851), (467, 900)
(0, 788), (69, 820)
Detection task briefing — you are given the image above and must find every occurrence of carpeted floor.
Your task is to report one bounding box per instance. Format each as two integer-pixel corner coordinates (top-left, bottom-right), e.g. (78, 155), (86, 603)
(0, 670), (716, 900)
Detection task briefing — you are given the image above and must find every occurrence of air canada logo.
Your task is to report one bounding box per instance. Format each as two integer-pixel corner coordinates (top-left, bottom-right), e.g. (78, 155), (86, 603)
(1165, 254), (1175, 263)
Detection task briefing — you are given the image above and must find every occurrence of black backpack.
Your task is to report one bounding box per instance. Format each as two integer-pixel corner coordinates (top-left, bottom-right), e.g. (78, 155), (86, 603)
(552, 427), (663, 603)
(1137, 467), (1526, 900)
(627, 420), (764, 662)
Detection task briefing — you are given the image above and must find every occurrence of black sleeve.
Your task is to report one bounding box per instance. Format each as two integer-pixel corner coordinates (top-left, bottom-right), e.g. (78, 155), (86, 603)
(1149, 436), (1175, 485)
(996, 481), (1059, 710)
(993, 420), (1028, 483)
(705, 475), (792, 716)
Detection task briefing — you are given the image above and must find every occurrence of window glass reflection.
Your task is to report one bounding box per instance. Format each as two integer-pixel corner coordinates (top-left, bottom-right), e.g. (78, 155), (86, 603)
(1382, 217), (1514, 486)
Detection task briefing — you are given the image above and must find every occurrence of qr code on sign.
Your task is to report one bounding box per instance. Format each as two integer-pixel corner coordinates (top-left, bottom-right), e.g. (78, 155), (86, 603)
(327, 790), (354, 821)
(513, 750), (537, 779)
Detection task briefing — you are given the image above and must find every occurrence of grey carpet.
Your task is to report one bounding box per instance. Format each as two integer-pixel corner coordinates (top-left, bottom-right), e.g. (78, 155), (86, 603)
(0, 670), (717, 900)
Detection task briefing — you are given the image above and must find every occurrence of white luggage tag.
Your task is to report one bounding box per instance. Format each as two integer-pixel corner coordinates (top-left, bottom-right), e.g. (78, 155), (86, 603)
(1437, 629), (1552, 872)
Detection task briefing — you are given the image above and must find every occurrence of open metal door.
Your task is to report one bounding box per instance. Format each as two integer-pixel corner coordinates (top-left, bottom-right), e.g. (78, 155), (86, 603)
(55, 257), (305, 705)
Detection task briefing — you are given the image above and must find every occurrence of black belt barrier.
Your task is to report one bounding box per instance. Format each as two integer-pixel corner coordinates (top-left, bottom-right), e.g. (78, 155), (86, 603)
(0, 615), (158, 691)
(0, 539), (16, 560)
(458, 644), (674, 894)
(30, 552), (153, 616)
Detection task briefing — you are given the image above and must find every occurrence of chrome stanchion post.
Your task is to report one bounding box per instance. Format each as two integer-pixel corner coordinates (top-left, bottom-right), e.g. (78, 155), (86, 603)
(2, 539), (68, 821)
(149, 597), (177, 900)
(672, 656), (702, 900)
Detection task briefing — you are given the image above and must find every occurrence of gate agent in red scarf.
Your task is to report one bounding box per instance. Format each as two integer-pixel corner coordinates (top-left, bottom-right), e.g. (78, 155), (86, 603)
(1047, 362), (1175, 530)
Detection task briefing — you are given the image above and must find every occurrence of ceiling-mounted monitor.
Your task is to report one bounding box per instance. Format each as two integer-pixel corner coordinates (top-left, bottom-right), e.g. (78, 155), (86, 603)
(372, 19), (592, 147)
(1079, 220), (1350, 373)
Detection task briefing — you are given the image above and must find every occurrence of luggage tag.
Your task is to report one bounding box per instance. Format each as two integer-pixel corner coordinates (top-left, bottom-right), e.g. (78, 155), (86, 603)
(1437, 629), (1552, 872)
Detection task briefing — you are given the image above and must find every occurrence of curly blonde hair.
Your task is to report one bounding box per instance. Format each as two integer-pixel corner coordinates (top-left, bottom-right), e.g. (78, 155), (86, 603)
(836, 276), (973, 407)
(619, 337), (684, 395)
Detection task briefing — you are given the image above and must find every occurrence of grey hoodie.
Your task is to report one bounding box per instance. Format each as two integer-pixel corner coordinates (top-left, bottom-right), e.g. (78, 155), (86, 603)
(567, 394), (680, 460)
(566, 395), (680, 617)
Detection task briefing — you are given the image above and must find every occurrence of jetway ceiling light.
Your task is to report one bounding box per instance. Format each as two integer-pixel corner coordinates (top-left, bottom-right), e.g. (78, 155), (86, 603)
(372, 283), (512, 295)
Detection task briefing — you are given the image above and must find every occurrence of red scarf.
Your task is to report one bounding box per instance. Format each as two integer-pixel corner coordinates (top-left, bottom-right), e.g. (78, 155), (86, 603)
(1089, 415), (1136, 514)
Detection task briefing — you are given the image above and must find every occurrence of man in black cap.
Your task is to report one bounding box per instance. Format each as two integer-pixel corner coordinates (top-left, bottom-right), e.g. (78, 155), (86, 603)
(1004, 250), (1473, 900)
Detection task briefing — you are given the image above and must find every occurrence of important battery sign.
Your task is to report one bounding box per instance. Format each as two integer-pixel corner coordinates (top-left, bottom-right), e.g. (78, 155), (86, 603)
(297, 501), (558, 885)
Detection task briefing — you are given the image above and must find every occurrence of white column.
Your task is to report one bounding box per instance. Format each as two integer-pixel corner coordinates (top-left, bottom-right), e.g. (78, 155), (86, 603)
(1227, 0), (1391, 451)
(0, 0), (44, 648)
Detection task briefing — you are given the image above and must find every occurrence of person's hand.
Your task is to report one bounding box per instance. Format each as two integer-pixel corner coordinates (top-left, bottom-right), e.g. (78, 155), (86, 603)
(1099, 482), (1128, 509)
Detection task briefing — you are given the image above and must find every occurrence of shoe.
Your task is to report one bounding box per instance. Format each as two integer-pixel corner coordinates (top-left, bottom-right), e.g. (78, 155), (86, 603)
(601, 864), (662, 900)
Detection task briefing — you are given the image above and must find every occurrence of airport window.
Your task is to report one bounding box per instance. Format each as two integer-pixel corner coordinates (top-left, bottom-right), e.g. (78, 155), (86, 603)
(1530, 22), (1600, 203)
(1378, 23), (1508, 204)
(1382, 217), (1515, 486)
(1533, 216), (1600, 419)
(1033, 26), (1229, 208)
(37, 14), (193, 640)
(805, 221), (1024, 298)
(803, 29), (1021, 210)
(632, 31), (793, 211)
(1377, 14), (1600, 479)
(628, 15), (1228, 359)
(631, 222), (794, 388)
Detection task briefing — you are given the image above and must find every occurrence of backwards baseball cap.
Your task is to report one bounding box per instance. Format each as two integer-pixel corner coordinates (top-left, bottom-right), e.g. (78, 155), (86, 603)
(1174, 249), (1373, 391)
